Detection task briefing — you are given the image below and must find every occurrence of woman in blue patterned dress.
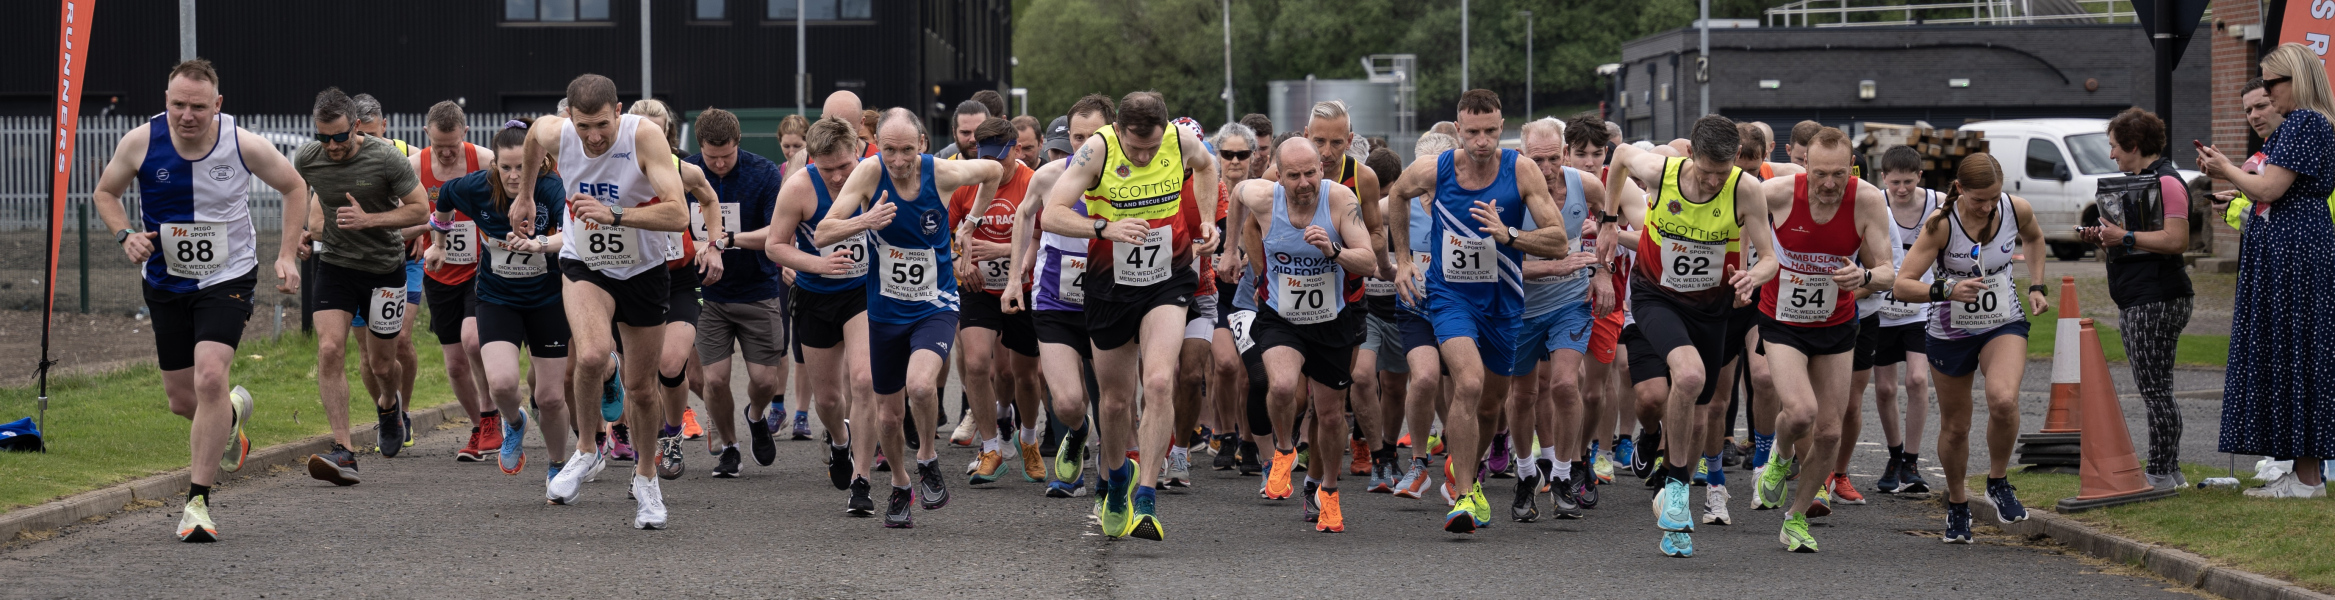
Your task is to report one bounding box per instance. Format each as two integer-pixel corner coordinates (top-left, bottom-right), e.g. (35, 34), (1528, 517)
(2198, 42), (2335, 499)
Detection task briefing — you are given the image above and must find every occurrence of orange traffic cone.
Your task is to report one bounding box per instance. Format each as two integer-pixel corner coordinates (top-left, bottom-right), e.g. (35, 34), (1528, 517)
(2041, 275), (2082, 433)
(2055, 318), (2177, 512)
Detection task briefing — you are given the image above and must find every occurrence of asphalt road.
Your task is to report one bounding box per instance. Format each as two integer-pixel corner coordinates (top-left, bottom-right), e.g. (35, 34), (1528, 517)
(1, 358), (2228, 599)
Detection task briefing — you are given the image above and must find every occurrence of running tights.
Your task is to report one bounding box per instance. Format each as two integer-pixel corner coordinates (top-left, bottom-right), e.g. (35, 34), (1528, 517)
(2119, 296), (2192, 476)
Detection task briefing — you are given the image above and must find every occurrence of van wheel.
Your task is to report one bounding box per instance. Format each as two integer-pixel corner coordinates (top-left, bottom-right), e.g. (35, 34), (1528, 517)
(2050, 243), (2087, 261)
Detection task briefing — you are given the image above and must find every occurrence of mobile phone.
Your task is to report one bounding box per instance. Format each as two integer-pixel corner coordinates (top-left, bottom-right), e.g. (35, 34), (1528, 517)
(2194, 139), (2207, 151)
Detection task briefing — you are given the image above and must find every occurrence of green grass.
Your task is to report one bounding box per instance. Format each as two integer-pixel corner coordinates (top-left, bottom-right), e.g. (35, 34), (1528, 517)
(2021, 311), (2229, 367)
(0, 324), (459, 514)
(1984, 465), (2335, 593)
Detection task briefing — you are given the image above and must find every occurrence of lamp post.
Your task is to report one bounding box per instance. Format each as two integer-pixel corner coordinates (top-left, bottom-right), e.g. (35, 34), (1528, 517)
(1519, 10), (1532, 119)
(1223, 0), (1235, 124)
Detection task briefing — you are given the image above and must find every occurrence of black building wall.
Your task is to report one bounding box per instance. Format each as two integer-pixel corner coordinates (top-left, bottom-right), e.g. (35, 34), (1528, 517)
(1, 0), (1010, 122)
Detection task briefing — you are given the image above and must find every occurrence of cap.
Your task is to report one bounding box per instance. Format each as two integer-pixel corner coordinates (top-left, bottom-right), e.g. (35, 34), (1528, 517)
(1043, 116), (1074, 156)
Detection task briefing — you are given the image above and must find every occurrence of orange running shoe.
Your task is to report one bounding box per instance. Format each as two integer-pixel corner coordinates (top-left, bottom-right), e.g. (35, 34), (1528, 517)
(1266, 449), (1296, 500)
(1829, 473), (1867, 505)
(1397, 433), (1412, 448)
(1315, 488), (1345, 533)
(680, 408), (704, 440)
(1348, 439), (1372, 476)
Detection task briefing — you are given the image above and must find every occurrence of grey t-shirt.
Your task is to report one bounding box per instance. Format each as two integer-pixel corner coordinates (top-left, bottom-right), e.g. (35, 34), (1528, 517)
(297, 134), (420, 274)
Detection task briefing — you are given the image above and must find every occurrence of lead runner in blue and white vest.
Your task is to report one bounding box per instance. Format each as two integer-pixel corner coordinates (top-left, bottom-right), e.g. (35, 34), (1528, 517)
(1384, 90), (1573, 536)
(92, 59), (314, 543)
(815, 108), (1004, 529)
(512, 74), (693, 529)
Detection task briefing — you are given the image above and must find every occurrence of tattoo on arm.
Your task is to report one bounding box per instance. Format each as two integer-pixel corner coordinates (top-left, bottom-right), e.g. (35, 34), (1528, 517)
(1073, 146), (1094, 167)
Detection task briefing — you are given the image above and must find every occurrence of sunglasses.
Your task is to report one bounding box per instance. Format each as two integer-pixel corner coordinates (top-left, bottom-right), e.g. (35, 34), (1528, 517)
(2264, 75), (2293, 88)
(1219, 149), (1253, 161)
(313, 129), (354, 144)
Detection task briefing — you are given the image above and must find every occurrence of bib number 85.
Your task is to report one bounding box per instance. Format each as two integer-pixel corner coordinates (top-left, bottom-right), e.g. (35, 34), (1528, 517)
(588, 233), (627, 254)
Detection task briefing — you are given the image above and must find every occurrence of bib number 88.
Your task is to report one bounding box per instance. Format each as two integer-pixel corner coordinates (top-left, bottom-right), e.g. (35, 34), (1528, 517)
(175, 240), (214, 264)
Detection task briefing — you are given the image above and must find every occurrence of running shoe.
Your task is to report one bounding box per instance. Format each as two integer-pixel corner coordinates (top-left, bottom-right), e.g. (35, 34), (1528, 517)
(1643, 454), (1668, 489)
(1702, 484), (1732, 525)
(883, 486), (915, 528)
(847, 476), (876, 517)
(1692, 457), (1709, 486)
(306, 444), (362, 486)
(1511, 473), (1542, 522)
(1876, 456), (1903, 494)
(498, 412), (528, 475)
(1348, 439), (1372, 476)
(477, 413), (504, 458)
(681, 407), (704, 440)
(1578, 474), (1602, 510)
(748, 416), (778, 467)
(1264, 449), (1296, 500)
(632, 475), (667, 530)
(1829, 473), (1867, 505)
(375, 406), (405, 459)
(1128, 487), (1165, 541)
(1465, 484), (1493, 528)
(1780, 512), (1817, 553)
(1397, 433), (1411, 448)
(608, 427), (637, 462)
(1368, 461), (1395, 494)
(1162, 446), (1193, 489)
(827, 443), (853, 489)
(1550, 473), (1584, 520)
(401, 410), (414, 448)
(1984, 477), (2028, 523)
(1237, 441), (1263, 475)
(1631, 446), (1657, 481)
(657, 435), (686, 480)
(222, 386), (253, 472)
(1943, 501), (1974, 543)
(1393, 458), (1430, 499)
(1485, 434), (1512, 478)
(1592, 451), (1615, 484)
(1721, 438), (1746, 468)
(581, 438), (611, 483)
(1653, 479), (1694, 532)
(1099, 464), (1133, 538)
(1291, 445), (1309, 473)
(916, 459), (951, 510)
(1442, 501), (1477, 534)
(1021, 440), (1046, 482)
(970, 449), (1005, 485)
(176, 495), (218, 543)
(1614, 437), (1636, 470)
(1212, 436), (1239, 471)
(1314, 487), (1345, 533)
(547, 449), (598, 505)
(791, 411), (813, 440)
(1302, 481), (1321, 522)
(1049, 440), (1086, 498)
(1427, 434), (1444, 456)
(1896, 455), (1932, 494)
(949, 415), (977, 447)
(1660, 531), (1694, 558)
(1754, 459), (1791, 510)
(1809, 488), (1833, 518)
(457, 426), (485, 462)
(712, 446), (743, 478)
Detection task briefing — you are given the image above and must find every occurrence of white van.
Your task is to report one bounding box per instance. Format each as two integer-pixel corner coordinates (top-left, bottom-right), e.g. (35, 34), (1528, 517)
(1958, 119), (2204, 261)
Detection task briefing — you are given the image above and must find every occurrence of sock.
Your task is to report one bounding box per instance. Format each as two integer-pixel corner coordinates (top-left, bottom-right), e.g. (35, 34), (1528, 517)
(771, 394), (786, 414)
(660, 424), (681, 438)
(1903, 452), (1921, 466)
(1305, 476), (1321, 488)
(1666, 462), (1694, 486)
(1706, 460), (1728, 486)
(920, 457), (941, 470)
(1515, 455), (1538, 479)
(831, 442), (849, 451)
(1540, 446), (1557, 465)
(982, 437), (1001, 453)
(188, 483), (211, 502)
(551, 460), (568, 470)
(1888, 444), (1906, 464)
(1750, 431), (1775, 468)
(1108, 460), (1133, 487)
(480, 409), (499, 419)
(1618, 433), (1632, 443)
(1022, 427), (1041, 444)
(1702, 454), (1720, 474)
(1133, 485), (1156, 504)
(1551, 461), (1572, 482)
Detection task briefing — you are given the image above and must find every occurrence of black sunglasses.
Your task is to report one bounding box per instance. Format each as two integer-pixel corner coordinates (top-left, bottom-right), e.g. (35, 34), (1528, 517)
(1219, 149), (1253, 161)
(313, 129), (354, 144)
(2265, 75), (2294, 88)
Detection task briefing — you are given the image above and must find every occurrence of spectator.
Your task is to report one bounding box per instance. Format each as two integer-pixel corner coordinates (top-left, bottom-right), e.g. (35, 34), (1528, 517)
(2212, 78), (2287, 230)
(2197, 42), (2335, 499)
(2082, 107), (2193, 490)
(776, 113), (809, 174)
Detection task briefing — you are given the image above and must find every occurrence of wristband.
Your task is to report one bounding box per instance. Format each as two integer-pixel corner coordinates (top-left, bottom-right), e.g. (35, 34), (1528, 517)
(2028, 284), (2049, 296)
(1860, 270), (1873, 289)
(1599, 214), (1620, 224)
(2121, 231), (2136, 249)
(428, 214), (453, 233)
(1930, 279), (1949, 302)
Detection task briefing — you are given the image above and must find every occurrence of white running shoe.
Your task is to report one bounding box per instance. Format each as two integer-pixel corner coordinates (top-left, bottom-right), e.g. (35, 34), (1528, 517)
(632, 475), (668, 530)
(548, 450), (598, 505)
(1702, 484), (1733, 525)
(949, 416), (977, 447)
(2244, 473), (2330, 499)
(583, 438), (611, 483)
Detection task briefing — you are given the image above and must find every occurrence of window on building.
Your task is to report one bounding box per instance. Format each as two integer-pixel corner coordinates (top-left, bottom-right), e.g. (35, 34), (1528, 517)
(695, 0), (726, 20)
(768, 0), (871, 20)
(506, 0), (611, 22)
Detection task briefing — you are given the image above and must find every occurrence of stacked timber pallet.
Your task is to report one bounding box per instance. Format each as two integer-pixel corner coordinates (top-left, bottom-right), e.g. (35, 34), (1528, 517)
(1857, 122), (1990, 188)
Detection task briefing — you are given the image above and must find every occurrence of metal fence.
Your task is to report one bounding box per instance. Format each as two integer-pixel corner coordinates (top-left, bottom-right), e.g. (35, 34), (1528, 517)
(0, 112), (531, 233)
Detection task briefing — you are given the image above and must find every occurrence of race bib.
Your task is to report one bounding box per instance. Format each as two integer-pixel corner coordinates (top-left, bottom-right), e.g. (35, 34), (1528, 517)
(366, 287), (405, 336)
(879, 246), (938, 302)
(1658, 238), (1724, 292)
(1440, 233), (1494, 283)
(979, 257), (1012, 291)
(1951, 272), (2020, 331)
(1114, 226), (1173, 287)
(1775, 269), (1837, 324)
(441, 220), (479, 265)
(1877, 292), (1921, 320)
(1274, 272), (1336, 324)
(691, 203), (742, 241)
(1228, 310), (1258, 353)
(662, 231), (687, 262)
(158, 222), (230, 279)
(575, 222), (644, 270)
(487, 237), (547, 279)
(1059, 255), (1087, 305)
(821, 233), (870, 279)
(1363, 277), (1396, 296)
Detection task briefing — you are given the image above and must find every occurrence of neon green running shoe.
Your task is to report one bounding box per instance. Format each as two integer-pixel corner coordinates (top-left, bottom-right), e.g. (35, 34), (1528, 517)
(1780, 512), (1818, 552)
(1755, 457), (1793, 510)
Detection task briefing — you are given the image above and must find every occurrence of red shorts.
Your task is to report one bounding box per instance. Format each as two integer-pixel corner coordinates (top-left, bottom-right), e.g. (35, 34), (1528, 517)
(1588, 310), (1625, 364)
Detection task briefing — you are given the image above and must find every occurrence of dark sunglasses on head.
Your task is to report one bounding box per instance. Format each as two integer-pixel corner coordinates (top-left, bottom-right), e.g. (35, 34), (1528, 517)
(313, 129), (354, 144)
(1219, 149), (1253, 161)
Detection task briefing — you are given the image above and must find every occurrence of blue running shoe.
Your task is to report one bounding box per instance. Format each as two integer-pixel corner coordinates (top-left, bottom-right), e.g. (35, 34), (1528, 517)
(1660, 531), (1694, 557)
(1615, 438), (1636, 469)
(1985, 477), (2028, 523)
(498, 411), (528, 475)
(1876, 455), (1903, 494)
(1655, 479), (1695, 532)
(1944, 501), (1974, 543)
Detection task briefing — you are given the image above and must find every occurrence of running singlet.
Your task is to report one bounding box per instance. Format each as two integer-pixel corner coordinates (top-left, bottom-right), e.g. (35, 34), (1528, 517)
(1035, 197), (1094, 310)
(1426, 149), (1529, 317)
(1521, 166), (1593, 318)
(1873, 190), (1938, 327)
(435, 170), (567, 309)
(420, 142), (483, 285)
(1333, 154), (1367, 304)
(1260, 183), (1346, 324)
(1634, 157), (1744, 312)
(794, 163), (873, 295)
(137, 112), (257, 293)
(1188, 176), (1223, 298)
(1927, 194), (2024, 339)
(1084, 125), (1199, 296)
(1759, 175), (1862, 326)
(662, 156), (700, 272)
(555, 114), (672, 280)
(950, 162), (1034, 295)
(867, 154), (959, 323)
(1396, 189), (1437, 315)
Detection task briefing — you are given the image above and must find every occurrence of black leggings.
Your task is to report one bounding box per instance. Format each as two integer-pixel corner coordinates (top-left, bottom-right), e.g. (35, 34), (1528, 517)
(2120, 296), (2193, 476)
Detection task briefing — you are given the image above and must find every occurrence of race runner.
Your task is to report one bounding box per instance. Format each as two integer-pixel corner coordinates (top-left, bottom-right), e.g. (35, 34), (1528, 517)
(411, 101), (502, 463)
